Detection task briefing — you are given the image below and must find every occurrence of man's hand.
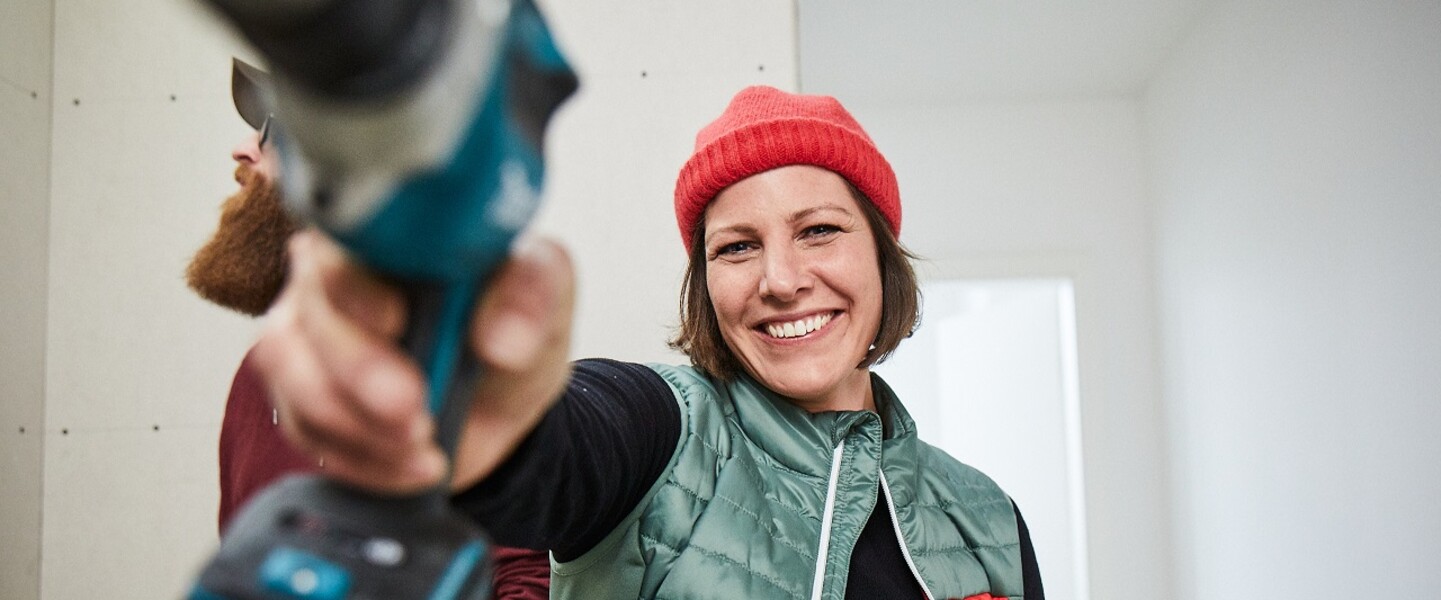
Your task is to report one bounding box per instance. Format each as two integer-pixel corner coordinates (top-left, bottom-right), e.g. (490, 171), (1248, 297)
(252, 229), (576, 494)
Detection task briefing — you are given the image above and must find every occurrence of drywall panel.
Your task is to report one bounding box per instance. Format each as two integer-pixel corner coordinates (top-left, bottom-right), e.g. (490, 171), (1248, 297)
(0, 0), (53, 597)
(45, 78), (258, 431)
(41, 426), (217, 598)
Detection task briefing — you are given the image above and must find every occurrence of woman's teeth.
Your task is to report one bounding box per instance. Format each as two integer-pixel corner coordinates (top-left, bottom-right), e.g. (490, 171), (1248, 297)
(765, 313), (832, 339)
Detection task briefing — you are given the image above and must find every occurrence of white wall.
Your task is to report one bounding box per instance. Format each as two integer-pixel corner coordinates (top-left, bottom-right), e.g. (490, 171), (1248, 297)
(842, 98), (1168, 599)
(1144, 0), (1441, 597)
(1, 0), (53, 598)
(6, 0), (798, 598)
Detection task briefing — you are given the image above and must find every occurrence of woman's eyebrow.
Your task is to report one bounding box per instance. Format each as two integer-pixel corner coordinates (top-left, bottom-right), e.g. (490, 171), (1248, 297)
(788, 204), (852, 224)
(707, 223), (759, 240)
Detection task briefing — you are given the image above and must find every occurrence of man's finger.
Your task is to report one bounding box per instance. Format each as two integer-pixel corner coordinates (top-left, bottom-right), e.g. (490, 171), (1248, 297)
(294, 229), (408, 340)
(473, 236), (576, 372)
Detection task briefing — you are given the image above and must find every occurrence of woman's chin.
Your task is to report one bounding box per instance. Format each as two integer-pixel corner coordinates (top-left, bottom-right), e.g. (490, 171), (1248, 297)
(749, 366), (867, 412)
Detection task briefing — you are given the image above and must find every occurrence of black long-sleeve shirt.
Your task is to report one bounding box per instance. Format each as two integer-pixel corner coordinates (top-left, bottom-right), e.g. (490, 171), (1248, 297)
(455, 359), (1044, 599)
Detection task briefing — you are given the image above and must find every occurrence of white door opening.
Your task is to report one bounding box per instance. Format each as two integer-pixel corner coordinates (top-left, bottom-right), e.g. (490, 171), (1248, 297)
(874, 278), (1089, 600)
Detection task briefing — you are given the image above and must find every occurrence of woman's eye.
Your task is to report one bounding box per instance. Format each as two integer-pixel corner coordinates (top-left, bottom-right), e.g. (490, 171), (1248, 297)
(713, 241), (754, 257)
(802, 224), (840, 238)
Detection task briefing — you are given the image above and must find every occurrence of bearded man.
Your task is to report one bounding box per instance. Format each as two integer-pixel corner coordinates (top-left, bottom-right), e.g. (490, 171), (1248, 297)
(184, 58), (551, 599)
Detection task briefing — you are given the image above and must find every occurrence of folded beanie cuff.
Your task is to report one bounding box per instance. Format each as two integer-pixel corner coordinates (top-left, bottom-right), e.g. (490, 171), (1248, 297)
(672, 87), (901, 252)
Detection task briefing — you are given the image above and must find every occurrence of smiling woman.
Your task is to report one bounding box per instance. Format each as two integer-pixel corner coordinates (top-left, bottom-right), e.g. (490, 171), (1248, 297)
(252, 85), (1045, 599)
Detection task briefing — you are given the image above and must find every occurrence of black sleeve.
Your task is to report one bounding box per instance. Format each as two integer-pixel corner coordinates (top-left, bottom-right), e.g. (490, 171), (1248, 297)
(1014, 501), (1045, 600)
(450, 358), (681, 561)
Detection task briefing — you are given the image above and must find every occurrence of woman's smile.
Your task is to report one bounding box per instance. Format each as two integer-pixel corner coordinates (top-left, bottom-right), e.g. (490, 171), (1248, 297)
(758, 310), (836, 340)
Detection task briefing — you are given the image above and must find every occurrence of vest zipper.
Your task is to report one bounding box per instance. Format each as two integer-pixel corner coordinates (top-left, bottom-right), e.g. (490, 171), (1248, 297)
(880, 472), (936, 600)
(810, 440), (846, 600)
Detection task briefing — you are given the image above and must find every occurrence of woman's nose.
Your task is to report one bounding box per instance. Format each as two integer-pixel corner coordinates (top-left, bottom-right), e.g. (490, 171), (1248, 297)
(758, 247), (810, 302)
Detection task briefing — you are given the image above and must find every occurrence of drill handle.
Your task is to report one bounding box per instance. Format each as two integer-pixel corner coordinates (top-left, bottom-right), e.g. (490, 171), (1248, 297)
(399, 278), (486, 460)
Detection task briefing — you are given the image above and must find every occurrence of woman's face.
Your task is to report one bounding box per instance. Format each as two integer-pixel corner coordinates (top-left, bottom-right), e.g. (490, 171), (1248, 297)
(703, 165), (882, 412)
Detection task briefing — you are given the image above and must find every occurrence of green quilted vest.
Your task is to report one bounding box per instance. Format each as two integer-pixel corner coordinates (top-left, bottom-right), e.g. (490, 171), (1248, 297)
(550, 364), (1024, 600)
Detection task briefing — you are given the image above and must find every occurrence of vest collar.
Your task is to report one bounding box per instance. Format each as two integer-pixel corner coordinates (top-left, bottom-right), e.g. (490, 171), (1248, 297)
(720, 371), (919, 478)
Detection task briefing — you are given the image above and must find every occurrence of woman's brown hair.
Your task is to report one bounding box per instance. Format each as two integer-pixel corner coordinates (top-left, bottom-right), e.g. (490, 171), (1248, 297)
(669, 182), (921, 381)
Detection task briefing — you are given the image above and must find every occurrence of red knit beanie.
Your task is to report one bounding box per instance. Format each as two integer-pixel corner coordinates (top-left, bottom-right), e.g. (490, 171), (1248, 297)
(673, 85), (901, 251)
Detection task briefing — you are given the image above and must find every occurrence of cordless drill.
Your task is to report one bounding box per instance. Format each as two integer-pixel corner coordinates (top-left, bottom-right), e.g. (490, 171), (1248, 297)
(186, 0), (577, 598)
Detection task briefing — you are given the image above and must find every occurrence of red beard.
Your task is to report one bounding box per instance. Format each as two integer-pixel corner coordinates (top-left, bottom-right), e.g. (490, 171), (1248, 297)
(185, 165), (300, 316)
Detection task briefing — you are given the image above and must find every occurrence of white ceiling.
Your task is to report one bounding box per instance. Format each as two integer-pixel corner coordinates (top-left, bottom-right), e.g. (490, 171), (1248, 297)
(797, 0), (1212, 104)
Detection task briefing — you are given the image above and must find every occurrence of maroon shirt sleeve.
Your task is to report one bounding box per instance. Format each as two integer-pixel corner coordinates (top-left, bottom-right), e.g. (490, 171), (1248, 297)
(218, 348), (552, 595)
(488, 546), (551, 600)
(217, 349), (320, 535)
